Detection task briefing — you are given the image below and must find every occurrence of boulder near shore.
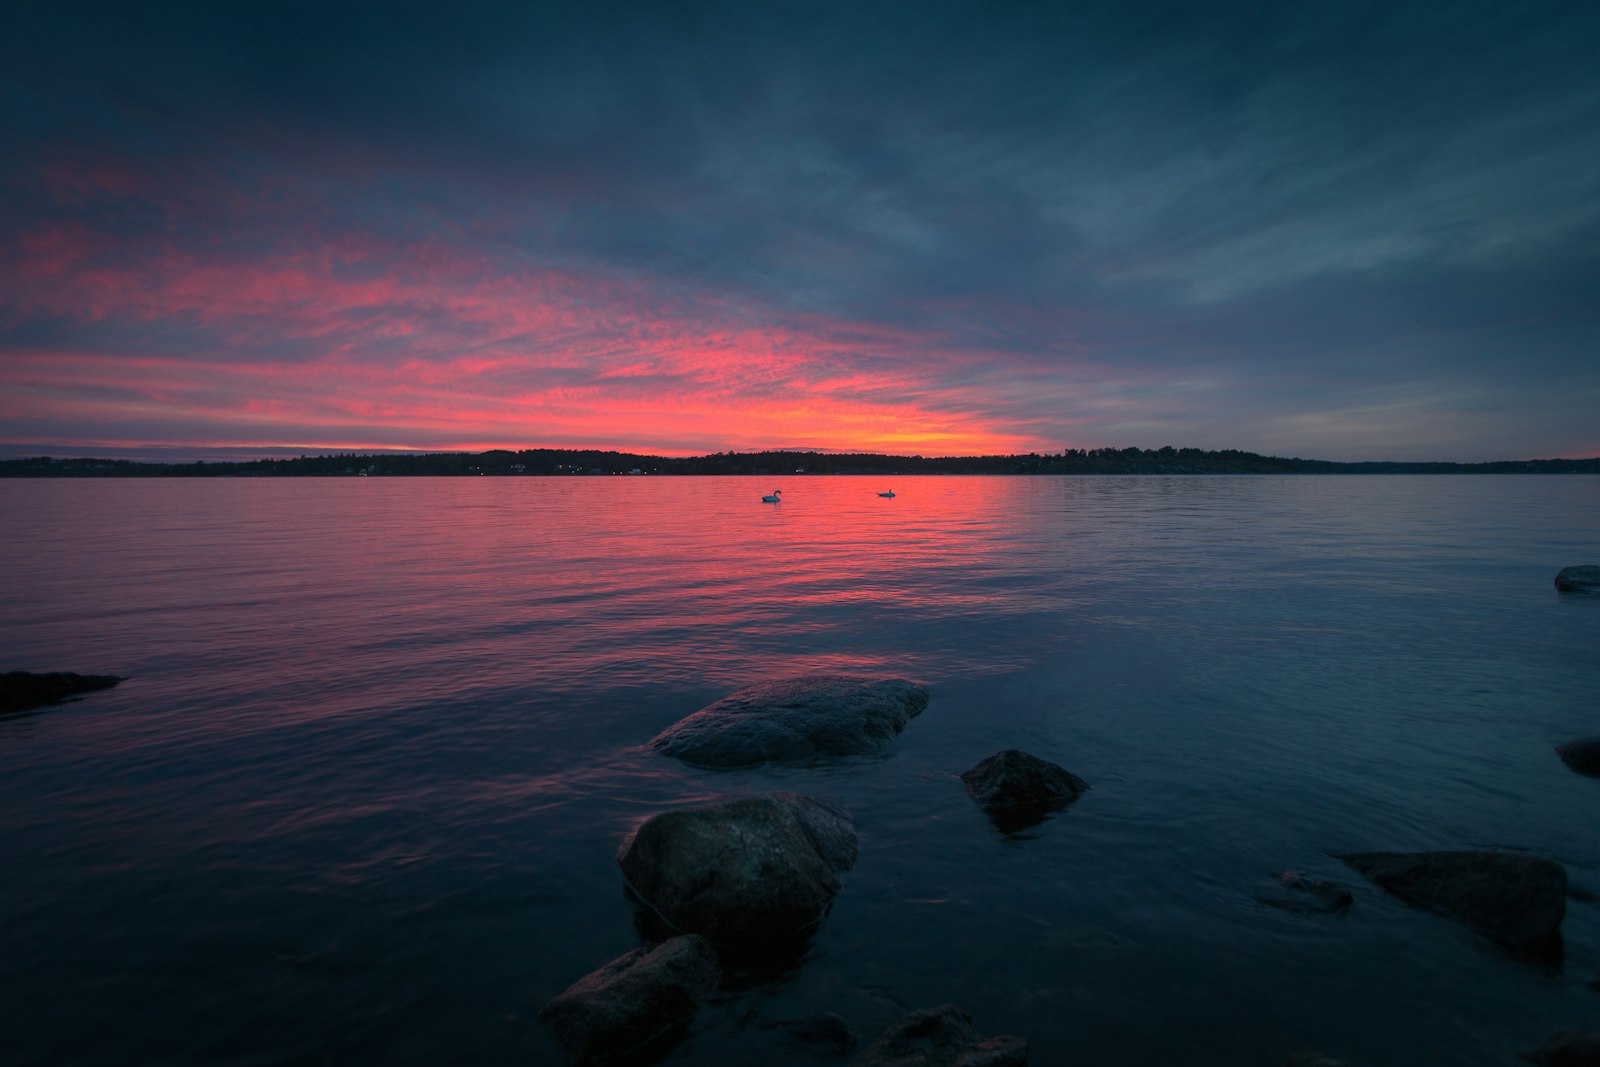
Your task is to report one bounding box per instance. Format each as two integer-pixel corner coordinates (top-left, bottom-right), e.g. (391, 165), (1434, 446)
(648, 675), (930, 767)
(960, 750), (1088, 813)
(1339, 850), (1566, 962)
(538, 934), (720, 1065)
(0, 671), (123, 715)
(617, 792), (858, 946)
(1554, 565), (1600, 593)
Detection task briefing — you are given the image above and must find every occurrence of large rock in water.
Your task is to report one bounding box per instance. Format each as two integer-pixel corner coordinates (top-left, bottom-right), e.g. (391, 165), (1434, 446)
(852, 1005), (1027, 1067)
(648, 675), (929, 767)
(538, 934), (720, 1064)
(961, 750), (1088, 814)
(0, 671), (122, 715)
(1554, 566), (1600, 593)
(1555, 738), (1600, 778)
(1339, 850), (1567, 962)
(618, 792), (858, 946)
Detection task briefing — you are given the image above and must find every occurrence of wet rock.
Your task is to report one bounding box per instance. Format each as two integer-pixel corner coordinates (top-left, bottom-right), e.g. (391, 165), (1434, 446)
(760, 1012), (857, 1057)
(648, 675), (930, 767)
(1519, 1030), (1600, 1066)
(618, 792), (857, 946)
(1556, 738), (1600, 778)
(0, 671), (123, 715)
(538, 934), (720, 1064)
(853, 1004), (1026, 1066)
(1339, 850), (1566, 962)
(960, 750), (1087, 831)
(1555, 566), (1600, 593)
(961, 749), (1088, 809)
(1264, 871), (1354, 913)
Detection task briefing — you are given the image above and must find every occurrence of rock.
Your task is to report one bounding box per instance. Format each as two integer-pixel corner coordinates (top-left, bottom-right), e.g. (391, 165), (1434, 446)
(648, 675), (930, 767)
(1339, 850), (1566, 962)
(1519, 1030), (1600, 1066)
(0, 671), (123, 715)
(1556, 738), (1600, 778)
(960, 749), (1087, 831)
(760, 1012), (857, 1057)
(618, 792), (858, 946)
(1263, 871), (1354, 913)
(1555, 566), (1600, 593)
(538, 934), (720, 1064)
(961, 749), (1088, 810)
(852, 1004), (1027, 1067)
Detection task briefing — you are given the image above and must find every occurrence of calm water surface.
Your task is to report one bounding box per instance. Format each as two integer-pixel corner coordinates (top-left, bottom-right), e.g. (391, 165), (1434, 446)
(2, 475), (1597, 1065)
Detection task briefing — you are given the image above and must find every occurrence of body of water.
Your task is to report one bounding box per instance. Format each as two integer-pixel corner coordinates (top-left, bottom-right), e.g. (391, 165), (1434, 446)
(2, 474), (1597, 1065)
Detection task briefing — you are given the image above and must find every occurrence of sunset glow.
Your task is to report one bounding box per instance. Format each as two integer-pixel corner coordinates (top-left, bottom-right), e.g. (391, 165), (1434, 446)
(4, 2), (1597, 461)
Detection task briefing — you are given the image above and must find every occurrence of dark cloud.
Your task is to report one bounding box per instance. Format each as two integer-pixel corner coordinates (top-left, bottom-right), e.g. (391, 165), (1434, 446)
(4, 0), (1597, 459)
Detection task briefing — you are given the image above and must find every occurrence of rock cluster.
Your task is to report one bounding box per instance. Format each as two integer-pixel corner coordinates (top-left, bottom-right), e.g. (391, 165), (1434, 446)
(542, 674), (1031, 1065)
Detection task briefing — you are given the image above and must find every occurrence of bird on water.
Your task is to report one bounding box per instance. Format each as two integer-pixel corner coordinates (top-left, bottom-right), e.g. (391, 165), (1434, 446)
(762, 489), (781, 503)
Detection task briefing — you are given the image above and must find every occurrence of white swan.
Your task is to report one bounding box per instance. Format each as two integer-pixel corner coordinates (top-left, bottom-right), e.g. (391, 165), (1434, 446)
(762, 489), (782, 503)
(877, 490), (895, 498)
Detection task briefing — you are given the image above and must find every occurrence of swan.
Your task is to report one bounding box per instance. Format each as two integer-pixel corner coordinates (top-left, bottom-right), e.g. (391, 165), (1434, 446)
(877, 490), (895, 498)
(762, 489), (782, 503)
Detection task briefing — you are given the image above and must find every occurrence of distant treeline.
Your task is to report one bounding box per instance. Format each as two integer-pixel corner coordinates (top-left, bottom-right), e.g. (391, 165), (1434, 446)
(4, 446), (1599, 477)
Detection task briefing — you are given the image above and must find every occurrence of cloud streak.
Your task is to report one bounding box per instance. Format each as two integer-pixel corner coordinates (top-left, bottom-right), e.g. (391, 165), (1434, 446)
(3, 0), (1597, 460)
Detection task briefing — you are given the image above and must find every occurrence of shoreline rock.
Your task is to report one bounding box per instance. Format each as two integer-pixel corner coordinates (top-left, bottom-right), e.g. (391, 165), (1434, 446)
(647, 675), (929, 767)
(618, 792), (858, 947)
(0, 671), (123, 715)
(538, 934), (721, 1065)
(1339, 850), (1566, 962)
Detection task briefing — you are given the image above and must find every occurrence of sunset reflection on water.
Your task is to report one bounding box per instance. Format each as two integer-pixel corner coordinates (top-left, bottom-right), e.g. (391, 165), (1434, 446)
(2, 474), (1598, 1067)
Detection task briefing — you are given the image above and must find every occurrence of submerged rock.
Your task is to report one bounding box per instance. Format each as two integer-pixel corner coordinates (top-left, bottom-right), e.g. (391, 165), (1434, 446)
(852, 1004), (1027, 1067)
(0, 671), (122, 715)
(1339, 850), (1566, 962)
(538, 934), (720, 1064)
(617, 792), (858, 946)
(1554, 566), (1600, 593)
(648, 675), (930, 767)
(1264, 871), (1354, 913)
(961, 750), (1088, 812)
(1556, 738), (1600, 778)
(758, 1012), (857, 1058)
(1519, 1030), (1600, 1066)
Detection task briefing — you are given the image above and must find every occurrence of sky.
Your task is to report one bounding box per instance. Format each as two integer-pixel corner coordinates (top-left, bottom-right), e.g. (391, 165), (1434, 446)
(2, 0), (1597, 462)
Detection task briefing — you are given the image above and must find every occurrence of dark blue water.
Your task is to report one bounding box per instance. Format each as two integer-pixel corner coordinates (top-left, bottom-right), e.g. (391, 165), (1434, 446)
(2, 475), (1597, 1065)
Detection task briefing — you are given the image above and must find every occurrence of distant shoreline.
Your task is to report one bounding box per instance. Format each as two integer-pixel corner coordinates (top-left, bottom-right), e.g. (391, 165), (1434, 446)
(3, 447), (1598, 478)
